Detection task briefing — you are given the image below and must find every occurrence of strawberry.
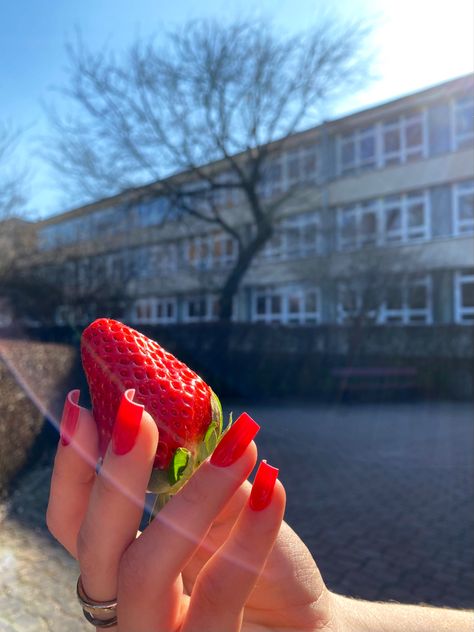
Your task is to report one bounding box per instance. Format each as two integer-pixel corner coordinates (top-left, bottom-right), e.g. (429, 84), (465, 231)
(81, 318), (223, 500)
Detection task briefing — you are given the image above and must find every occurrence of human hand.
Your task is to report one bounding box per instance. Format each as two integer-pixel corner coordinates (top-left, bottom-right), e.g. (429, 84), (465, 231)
(47, 389), (333, 631)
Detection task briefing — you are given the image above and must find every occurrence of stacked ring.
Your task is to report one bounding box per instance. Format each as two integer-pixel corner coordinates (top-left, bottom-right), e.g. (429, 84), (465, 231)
(76, 575), (118, 628)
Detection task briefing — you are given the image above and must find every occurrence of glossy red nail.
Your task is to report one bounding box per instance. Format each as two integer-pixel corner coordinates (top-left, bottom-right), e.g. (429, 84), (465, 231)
(60, 390), (81, 446)
(249, 460), (279, 511)
(210, 412), (260, 467)
(112, 389), (144, 456)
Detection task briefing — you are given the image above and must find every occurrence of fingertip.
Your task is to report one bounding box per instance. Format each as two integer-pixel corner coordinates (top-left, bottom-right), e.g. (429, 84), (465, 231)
(139, 411), (159, 458)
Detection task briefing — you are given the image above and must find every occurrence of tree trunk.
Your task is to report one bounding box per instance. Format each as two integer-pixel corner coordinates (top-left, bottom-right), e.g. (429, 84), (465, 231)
(218, 225), (272, 322)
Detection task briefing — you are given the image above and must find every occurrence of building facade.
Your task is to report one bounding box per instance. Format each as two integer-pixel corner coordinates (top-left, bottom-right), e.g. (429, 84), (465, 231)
(30, 74), (474, 328)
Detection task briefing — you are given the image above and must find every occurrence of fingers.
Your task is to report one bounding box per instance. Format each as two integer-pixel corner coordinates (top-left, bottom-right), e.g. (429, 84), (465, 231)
(116, 412), (260, 632)
(77, 389), (158, 607)
(183, 462), (285, 632)
(46, 390), (99, 557)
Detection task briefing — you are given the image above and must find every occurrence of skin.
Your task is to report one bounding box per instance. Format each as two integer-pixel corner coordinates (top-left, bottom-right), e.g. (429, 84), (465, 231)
(47, 402), (473, 632)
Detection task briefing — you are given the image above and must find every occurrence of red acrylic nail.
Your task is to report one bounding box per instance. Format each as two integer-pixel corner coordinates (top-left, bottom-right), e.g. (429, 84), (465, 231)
(112, 389), (144, 456)
(210, 412), (260, 467)
(60, 390), (81, 446)
(249, 460), (279, 511)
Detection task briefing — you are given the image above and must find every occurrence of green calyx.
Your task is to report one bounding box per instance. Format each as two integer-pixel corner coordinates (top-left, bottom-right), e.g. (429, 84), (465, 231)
(148, 389), (232, 519)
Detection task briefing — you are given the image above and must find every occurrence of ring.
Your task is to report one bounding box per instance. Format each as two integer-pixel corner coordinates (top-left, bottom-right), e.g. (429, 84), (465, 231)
(76, 575), (118, 628)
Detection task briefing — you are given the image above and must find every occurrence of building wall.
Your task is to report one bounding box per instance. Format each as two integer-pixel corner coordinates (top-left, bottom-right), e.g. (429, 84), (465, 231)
(28, 74), (474, 329)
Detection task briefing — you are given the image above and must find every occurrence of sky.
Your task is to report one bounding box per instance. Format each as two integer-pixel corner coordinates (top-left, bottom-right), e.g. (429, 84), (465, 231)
(1, 0), (473, 218)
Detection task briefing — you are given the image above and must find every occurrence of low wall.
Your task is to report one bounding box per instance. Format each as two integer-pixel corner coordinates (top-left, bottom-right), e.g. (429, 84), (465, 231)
(6, 323), (471, 400)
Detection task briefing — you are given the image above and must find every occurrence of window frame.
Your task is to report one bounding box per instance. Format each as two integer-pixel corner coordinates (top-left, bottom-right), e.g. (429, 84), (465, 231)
(453, 180), (474, 236)
(251, 284), (321, 325)
(454, 270), (474, 324)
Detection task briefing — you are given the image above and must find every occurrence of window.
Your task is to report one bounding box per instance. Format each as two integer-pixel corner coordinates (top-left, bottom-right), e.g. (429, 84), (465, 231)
(453, 94), (474, 149)
(338, 201), (379, 250)
(382, 110), (425, 165)
(185, 233), (237, 269)
(284, 144), (319, 188)
(339, 126), (377, 175)
(382, 191), (429, 243)
(455, 270), (474, 323)
(260, 158), (283, 199)
(454, 180), (474, 235)
(135, 197), (169, 227)
(132, 299), (154, 324)
(337, 283), (381, 324)
(382, 275), (432, 324)
(183, 295), (218, 322)
(132, 297), (177, 324)
(260, 212), (321, 260)
(251, 285), (321, 324)
(155, 297), (177, 324)
(339, 205), (358, 250)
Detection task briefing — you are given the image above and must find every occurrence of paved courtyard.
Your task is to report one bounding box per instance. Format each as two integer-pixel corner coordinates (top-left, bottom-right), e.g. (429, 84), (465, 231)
(0, 402), (473, 630)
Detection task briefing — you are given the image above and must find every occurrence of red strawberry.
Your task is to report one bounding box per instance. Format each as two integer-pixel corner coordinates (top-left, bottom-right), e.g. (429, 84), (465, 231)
(81, 318), (223, 497)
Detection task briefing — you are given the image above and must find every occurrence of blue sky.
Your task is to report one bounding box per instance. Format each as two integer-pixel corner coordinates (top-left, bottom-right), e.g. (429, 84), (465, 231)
(1, 0), (473, 218)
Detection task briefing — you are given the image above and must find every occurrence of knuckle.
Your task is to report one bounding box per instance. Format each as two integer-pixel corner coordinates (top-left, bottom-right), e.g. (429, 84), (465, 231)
(118, 545), (146, 595)
(76, 526), (96, 574)
(176, 471), (209, 510)
(195, 570), (227, 611)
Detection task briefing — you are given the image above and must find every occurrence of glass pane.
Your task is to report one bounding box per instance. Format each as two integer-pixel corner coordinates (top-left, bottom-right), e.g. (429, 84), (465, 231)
(384, 128), (400, 152)
(405, 122), (423, 147)
(361, 212), (377, 241)
(456, 104), (474, 135)
(461, 282), (474, 308)
(386, 286), (403, 309)
(213, 236), (222, 258)
(386, 207), (401, 232)
(288, 155), (300, 179)
(342, 140), (355, 165)
(271, 295), (282, 314)
(459, 193), (474, 221)
(256, 296), (266, 315)
(360, 135), (375, 160)
(305, 291), (318, 313)
(408, 203), (424, 227)
(288, 294), (301, 314)
(304, 148), (317, 178)
(408, 284), (427, 309)
(286, 228), (300, 252)
(304, 225), (318, 251)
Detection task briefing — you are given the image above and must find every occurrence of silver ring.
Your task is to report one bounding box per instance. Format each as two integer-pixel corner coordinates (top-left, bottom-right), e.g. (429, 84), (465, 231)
(76, 575), (118, 628)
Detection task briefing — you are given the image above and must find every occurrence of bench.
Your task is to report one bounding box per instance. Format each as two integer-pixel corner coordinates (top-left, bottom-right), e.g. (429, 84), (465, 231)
(331, 366), (419, 394)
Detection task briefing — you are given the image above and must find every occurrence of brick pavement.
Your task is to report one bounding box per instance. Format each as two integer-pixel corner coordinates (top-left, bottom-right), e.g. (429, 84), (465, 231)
(0, 402), (473, 631)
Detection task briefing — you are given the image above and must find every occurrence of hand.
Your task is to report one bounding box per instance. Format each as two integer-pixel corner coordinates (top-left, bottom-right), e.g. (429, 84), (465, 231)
(47, 389), (333, 631)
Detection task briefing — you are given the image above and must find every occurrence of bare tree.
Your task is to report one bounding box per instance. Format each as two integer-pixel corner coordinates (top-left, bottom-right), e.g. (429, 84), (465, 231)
(45, 17), (374, 321)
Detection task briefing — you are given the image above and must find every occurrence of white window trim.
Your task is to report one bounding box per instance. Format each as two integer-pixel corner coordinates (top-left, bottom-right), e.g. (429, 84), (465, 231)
(453, 180), (474, 236)
(380, 275), (433, 325)
(260, 211), (321, 261)
(452, 95), (474, 151)
(381, 109), (427, 167)
(182, 294), (218, 323)
(155, 297), (178, 324)
(251, 284), (321, 325)
(454, 270), (474, 324)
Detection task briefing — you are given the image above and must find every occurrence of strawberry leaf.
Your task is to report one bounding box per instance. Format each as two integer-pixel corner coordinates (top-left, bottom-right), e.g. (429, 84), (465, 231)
(168, 447), (191, 486)
(210, 390), (223, 435)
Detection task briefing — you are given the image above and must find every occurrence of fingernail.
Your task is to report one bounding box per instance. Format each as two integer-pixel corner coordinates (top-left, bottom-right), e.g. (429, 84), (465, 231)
(210, 412), (260, 467)
(249, 460), (279, 511)
(112, 389), (144, 456)
(60, 390), (81, 446)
